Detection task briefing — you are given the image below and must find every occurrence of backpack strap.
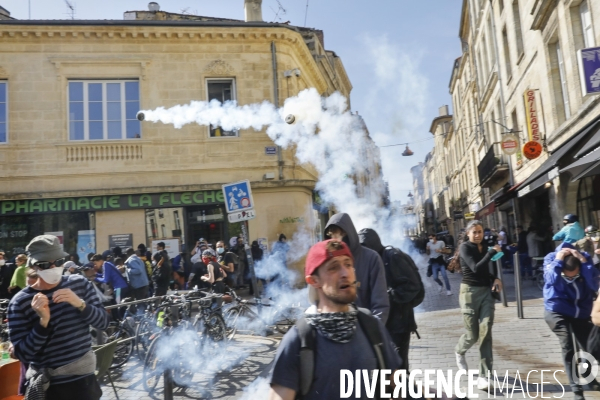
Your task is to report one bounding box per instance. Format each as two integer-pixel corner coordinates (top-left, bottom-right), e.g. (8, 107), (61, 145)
(356, 308), (386, 371)
(296, 316), (315, 398)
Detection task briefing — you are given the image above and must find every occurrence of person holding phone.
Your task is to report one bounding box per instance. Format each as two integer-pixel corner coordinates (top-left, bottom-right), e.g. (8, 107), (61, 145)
(454, 220), (502, 391)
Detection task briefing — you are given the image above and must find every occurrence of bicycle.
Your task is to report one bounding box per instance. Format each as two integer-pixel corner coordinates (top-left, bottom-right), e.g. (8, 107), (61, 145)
(223, 289), (302, 340)
(142, 294), (199, 392)
(191, 291), (227, 349)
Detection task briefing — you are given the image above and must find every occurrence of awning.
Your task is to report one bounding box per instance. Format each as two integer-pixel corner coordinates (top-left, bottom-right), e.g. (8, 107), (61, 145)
(475, 201), (495, 220)
(575, 123), (600, 158)
(517, 118), (600, 191)
(518, 167), (558, 197)
(560, 147), (600, 181)
(495, 181), (523, 206)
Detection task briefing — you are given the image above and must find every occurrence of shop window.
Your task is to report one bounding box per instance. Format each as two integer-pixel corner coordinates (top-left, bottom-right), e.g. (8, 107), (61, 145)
(68, 80), (141, 141)
(161, 224), (166, 238)
(207, 79), (237, 137)
(149, 218), (157, 239)
(577, 175), (600, 228)
(0, 81), (6, 143)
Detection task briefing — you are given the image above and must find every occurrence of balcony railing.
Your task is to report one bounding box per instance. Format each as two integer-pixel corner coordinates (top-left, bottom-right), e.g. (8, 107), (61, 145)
(477, 143), (509, 188)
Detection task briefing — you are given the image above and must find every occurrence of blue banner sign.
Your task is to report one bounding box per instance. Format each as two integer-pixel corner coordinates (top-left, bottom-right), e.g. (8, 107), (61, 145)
(578, 46), (600, 96)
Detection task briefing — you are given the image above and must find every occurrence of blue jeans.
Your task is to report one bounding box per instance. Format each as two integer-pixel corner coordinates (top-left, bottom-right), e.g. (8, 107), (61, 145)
(432, 262), (450, 290)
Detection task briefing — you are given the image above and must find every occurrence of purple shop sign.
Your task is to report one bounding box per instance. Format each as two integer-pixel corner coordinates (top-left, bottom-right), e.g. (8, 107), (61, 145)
(578, 46), (600, 96)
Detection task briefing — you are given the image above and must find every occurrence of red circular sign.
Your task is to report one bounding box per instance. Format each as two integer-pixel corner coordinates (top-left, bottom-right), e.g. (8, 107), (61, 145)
(523, 141), (543, 160)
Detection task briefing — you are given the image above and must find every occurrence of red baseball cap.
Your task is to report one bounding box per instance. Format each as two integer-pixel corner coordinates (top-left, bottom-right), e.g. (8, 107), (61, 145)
(305, 239), (354, 276)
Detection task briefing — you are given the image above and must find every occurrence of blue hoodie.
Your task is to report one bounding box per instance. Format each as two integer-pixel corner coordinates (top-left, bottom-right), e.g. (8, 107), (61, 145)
(543, 242), (598, 318)
(552, 221), (585, 244)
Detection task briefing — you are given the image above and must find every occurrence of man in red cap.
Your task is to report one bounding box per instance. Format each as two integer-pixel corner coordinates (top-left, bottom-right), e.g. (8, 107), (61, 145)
(269, 239), (401, 400)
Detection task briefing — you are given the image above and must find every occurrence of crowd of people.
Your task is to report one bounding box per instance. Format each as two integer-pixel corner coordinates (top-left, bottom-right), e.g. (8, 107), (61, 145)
(4, 211), (600, 399)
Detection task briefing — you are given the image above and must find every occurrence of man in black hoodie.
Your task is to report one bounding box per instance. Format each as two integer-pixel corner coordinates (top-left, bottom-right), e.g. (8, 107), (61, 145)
(359, 228), (419, 371)
(324, 213), (389, 324)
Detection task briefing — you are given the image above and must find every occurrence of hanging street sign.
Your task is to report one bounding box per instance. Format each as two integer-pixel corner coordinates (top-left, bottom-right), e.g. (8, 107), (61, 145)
(501, 134), (519, 155)
(577, 46), (600, 96)
(524, 89), (543, 143)
(523, 140), (543, 160)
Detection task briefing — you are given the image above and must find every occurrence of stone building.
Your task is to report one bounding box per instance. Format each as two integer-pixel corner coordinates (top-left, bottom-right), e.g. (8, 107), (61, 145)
(0, 1), (376, 272)
(414, 0), (600, 242)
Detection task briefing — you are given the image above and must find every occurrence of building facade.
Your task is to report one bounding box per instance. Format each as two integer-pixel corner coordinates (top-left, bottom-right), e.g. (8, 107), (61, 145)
(414, 0), (600, 242)
(0, 2), (379, 273)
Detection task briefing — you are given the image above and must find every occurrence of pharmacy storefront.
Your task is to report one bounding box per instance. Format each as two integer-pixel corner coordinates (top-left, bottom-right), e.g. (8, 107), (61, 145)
(0, 189), (232, 260)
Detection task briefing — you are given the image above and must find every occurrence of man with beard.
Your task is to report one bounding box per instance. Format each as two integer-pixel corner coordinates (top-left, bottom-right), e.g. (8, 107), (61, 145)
(324, 212), (389, 324)
(269, 239), (401, 400)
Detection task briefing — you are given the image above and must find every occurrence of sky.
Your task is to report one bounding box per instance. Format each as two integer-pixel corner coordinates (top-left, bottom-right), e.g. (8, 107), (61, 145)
(1, 0), (462, 201)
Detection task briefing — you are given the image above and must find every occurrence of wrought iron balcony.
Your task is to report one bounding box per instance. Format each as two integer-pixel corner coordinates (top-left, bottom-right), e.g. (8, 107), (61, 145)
(477, 143), (509, 188)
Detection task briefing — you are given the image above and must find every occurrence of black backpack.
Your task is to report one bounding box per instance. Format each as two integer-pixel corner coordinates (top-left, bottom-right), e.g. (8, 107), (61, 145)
(296, 308), (386, 399)
(382, 246), (425, 308)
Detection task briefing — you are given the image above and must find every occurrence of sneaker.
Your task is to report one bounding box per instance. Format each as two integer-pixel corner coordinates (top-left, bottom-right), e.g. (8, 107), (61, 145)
(446, 290), (452, 296)
(455, 352), (468, 371)
(438, 285), (444, 293)
(574, 390), (585, 400)
(477, 377), (490, 391)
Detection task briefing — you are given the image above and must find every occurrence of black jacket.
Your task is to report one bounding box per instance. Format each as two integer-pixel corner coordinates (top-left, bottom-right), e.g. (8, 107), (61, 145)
(325, 213), (389, 324)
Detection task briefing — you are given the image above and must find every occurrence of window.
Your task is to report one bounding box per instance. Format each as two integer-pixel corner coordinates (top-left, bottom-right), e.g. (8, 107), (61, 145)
(556, 41), (571, 120)
(149, 218), (157, 239)
(161, 224), (166, 238)
(580, 0), (595, 48)
(174, 210), (181, 230)
(502, 28), (512, 77)
(158, 209), (164, 218)
(68, 80), (140, 141)
(512, 0), (524, 57)
(207, 79), (237, 137)
(0, 81), (6, 143)
(499, 0), (504, 13)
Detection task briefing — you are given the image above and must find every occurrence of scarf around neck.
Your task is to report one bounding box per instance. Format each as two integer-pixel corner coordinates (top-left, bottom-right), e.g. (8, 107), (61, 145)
(304, 305), (358, 343)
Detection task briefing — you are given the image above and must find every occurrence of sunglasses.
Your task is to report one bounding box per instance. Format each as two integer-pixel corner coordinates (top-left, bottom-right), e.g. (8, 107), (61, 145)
(33, 258), (66, 270)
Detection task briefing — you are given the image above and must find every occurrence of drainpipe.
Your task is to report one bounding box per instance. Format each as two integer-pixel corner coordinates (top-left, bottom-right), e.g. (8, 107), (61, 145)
(272, 41), (284, 180)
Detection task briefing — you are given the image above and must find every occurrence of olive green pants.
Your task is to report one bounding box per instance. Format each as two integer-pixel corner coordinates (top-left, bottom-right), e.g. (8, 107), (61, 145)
(455, 283), (495, 376)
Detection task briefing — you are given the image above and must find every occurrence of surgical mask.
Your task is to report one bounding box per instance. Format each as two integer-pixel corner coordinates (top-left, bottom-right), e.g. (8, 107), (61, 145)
(37, 267), (64, 284)
(0, 259), (4, 266)
(217, 248), (225, 254)
(561, 272), (580, 283)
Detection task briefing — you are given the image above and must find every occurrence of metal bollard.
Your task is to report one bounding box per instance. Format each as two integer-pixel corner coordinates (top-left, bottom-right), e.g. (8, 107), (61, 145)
(495, 259), (508, 307)
(514, 252), (524, 319)
(164, 369), (174, 400)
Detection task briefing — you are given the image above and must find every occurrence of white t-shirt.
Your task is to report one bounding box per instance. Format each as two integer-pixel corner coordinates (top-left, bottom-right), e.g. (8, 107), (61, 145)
(498, 231), (507, 245)
(428, 240), (445, 259)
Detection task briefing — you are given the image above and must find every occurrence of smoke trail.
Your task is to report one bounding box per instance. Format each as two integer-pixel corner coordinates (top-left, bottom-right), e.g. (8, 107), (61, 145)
(239, 376), (271, 400)
(141, 88), (403, 245)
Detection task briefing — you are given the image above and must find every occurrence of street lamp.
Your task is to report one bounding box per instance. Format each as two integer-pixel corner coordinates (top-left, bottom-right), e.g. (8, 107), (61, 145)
(402, 145), (414, 156)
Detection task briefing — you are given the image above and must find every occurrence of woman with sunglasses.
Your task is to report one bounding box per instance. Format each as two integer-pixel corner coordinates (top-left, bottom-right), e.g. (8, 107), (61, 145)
(543, 243), (599, 400)
(7, 235), (110, 400)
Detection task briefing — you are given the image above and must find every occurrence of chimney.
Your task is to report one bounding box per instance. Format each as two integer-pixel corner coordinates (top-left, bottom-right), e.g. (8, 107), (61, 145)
(438, 105), (449, 116)
(244, 0), (263, 22)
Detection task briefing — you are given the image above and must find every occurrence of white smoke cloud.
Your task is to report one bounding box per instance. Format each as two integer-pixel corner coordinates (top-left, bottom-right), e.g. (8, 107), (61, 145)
(360, 35), (431, 203)
(140, 88), (408, 245)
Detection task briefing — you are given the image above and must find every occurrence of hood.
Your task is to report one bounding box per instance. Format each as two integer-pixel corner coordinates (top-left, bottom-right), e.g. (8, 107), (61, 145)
(358, 228), (384, 255)
(324, 212), (359, 253)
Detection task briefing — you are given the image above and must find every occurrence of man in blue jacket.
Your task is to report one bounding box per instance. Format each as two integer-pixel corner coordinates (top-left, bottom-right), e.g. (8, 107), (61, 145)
(543, 242), (599, 400)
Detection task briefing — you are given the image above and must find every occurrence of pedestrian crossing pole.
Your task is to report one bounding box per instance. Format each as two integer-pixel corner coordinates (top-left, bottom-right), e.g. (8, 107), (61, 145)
(514, 252), (524, 319)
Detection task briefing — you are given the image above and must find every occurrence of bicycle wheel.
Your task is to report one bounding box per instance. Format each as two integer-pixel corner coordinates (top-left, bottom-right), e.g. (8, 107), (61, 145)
(536, 272), (544, 291)
(224, 307), (241, 341)
(205, 312), (227, 342)
(109, 326), (134, 369)
(143, 335), (163, 392)
(136, 317), (154, 360)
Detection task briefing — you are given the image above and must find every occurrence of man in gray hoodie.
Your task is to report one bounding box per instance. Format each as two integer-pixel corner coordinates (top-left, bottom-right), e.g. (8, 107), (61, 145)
(324, 213), (389, 324)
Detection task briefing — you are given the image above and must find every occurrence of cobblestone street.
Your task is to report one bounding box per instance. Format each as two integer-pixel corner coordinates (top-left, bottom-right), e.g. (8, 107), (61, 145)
(100, 257), (600, 399)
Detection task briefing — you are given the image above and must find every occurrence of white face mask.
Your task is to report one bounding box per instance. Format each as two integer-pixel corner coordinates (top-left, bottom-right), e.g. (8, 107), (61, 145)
(217, 248), (225, 254)
(37, 267), (64, 284)
(0, 259), (4, 266)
